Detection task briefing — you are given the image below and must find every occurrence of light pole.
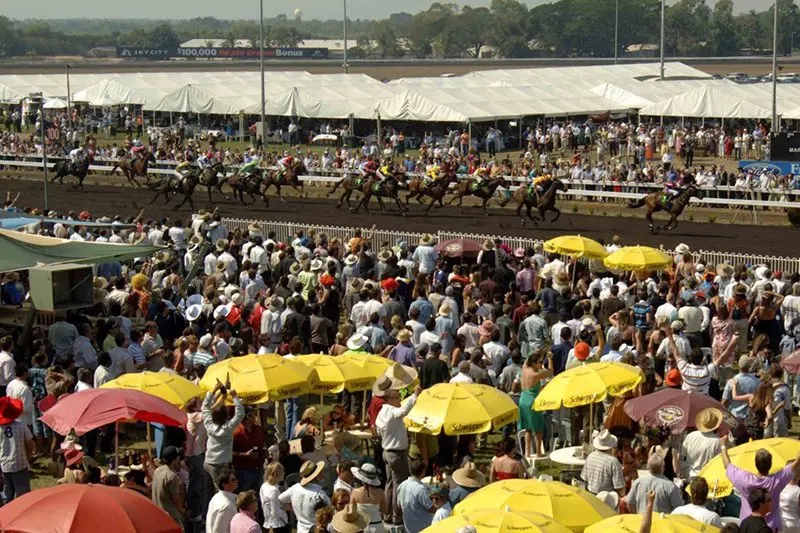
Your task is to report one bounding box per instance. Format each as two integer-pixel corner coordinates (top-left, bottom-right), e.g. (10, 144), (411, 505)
(343, 0), (349, 73)
(259, 0), (266, 146)
(660, 0), (665, 80)
(31, 93), (48, 210)
(772, 0), (779, 133)
(614, 0), (619, 64)
(65, 64), (71, 128)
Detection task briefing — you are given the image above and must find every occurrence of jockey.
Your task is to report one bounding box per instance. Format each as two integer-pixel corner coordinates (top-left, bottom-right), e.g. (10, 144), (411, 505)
(239, 148), (261, 176)
(69, 145), (86, 164)
(131, 139), (146, 160)
(196, 152), (211, 170)
(425, 163), (442, 185)
(377, 162), (393, 183)
(474, 166), (488, 187)
(533, 173), (553, 195)
(663, 178), (680, 201)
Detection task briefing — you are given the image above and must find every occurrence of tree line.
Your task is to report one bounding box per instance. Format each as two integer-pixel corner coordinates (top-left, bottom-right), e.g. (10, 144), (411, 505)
(1, 0), (798, 59)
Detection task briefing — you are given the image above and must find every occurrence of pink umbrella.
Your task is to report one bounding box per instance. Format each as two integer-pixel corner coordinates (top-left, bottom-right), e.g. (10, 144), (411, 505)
(39, 389), (188, 470)
(623, 388), (733, 435)
(780, 349), (800, 374)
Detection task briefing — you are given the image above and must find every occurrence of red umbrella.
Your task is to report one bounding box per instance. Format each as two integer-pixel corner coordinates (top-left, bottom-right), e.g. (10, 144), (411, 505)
(623, 388), (733, 435)
(0, 484), (182, 533)
(39, 388), (187, 436)
(434, 238), (483, 258)
(781, 349), (800, 374)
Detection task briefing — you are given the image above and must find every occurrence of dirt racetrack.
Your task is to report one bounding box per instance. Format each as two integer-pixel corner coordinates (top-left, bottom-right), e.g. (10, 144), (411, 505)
(4, 175), (798, 258)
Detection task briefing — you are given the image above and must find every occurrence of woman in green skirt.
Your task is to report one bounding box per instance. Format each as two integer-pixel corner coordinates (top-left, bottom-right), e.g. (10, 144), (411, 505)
(515, 351), (552, 458)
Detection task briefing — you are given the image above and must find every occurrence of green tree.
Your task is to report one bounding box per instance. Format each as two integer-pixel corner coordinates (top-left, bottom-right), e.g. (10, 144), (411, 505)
(268, 26), (302, 47)
(665, 0), (712, 56)
(441, 6), (493, 57)
(712, 0), (739, 56)
(0, 16), (18, 56)
(370, 20), (402, 58)
(488, 0), (531, 57)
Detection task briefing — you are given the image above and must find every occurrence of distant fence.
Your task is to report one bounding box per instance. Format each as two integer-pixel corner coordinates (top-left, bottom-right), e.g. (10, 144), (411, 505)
(222, 217), (800, 274)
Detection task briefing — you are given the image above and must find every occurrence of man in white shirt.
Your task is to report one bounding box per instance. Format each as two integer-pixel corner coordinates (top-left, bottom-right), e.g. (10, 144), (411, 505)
(206, 467), (238, 533)
(278, 461), (331, 533)
(0, 338), (15, 396)
(72, 324), (98, 371)
(450, 361), (475, 384)
(6, 366), (33, 430)
(678, 408), (723, 480)
(376, 385), (421, 525)
(671, 477), (723, 528)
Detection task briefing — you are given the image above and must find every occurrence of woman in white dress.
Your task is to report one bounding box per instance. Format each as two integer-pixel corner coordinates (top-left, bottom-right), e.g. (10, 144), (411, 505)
(349, 464), (386, 533)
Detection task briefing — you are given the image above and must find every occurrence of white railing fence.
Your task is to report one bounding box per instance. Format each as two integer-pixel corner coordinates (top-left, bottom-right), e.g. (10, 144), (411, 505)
(222, 217), (800, 274)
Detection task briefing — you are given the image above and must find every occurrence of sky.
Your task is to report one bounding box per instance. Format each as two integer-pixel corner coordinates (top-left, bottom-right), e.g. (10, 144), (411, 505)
(3, 0), (768, 21)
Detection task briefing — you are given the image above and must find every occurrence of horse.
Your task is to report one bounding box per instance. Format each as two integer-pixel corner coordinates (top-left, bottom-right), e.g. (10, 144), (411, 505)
(628, 183), (704, 233)
(405, 168), (458, 213)
(51, 157), (91, 190)
(350, 173), (408, 215)
(262, 160), (307, 206)
(150, 173), (198, 211)
(197, 162), (227, 203)
(229, 170), (269, 206)
(500, 179), (569, 226)
(331, 173), (367, 209)
(111, 151), (156, 187)
(446, 176), (508, 215)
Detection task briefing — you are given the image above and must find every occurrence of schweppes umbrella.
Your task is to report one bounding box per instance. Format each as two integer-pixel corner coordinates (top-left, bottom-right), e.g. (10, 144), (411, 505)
(200, 354), (318, 404)
(338, 352), (396, 375)
(295, 354), (378, 394)
(404, 383), (518, 436)
(424, 509), (572, 533)
(534, 362), (643, 411)
(585, 513), (719, 533)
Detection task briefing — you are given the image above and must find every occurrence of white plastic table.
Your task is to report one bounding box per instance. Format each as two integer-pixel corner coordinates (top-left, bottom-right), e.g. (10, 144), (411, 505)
(549, 445), (587, 466)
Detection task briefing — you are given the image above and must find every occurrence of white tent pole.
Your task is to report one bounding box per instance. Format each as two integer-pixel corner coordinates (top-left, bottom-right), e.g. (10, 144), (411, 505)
(519, 117), (523, 150)
(376, 113), (381, 147)
(239, 112), (245, 144)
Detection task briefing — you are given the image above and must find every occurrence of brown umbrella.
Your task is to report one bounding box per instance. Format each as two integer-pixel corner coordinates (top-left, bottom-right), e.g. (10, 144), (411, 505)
(434, 238), (483, 258)
(623, 387), (734, 435)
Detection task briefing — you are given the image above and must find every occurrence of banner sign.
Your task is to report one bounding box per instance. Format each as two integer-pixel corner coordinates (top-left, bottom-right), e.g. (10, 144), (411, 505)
(739, 160), (800, 175)
(116, 47), (329, 60)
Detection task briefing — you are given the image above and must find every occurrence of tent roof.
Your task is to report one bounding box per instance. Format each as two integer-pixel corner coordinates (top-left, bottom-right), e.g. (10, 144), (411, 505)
(638, 85), (773, 118)
(153, 85), (237, 115)
(354, 90), (469, 122)
(0, 229), (163, 273)
(72, 79), (148, 106)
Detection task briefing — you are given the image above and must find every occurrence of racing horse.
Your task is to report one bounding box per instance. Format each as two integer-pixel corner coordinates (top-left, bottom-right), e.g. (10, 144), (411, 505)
(111, 151), (157, 187)
(500, 178), (568, 226)
(628, 183), (703, 234)
(446, 176), (508, 215)
(51, 156), (91, 190)
(350, 172), (408, 215)
(405, 165), (458, 213)
(229, 170), (270, 207)
(261, 160), (307, 206)
(331, 172), (368, 209)
(196, 162), (227, 202)
(150, 172), (199, 211)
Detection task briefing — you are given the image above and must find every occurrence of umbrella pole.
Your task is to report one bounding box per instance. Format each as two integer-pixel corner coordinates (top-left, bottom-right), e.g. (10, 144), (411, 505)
(361, 389), (367, 428)
(114, 421), (119, 472)
(146, 423), (152, 458)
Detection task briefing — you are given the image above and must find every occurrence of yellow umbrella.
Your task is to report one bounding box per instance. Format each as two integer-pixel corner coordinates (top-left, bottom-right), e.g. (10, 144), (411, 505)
(339, 353), (396, 375)
(295, 354), (377, 394)
(544, 235), (608, 259)
(404, 383), (518, 435)
(586, 513), (719, 533)
(425, 509), (572, 533)
(534, 362), (643, 411)
(603, 245), (671, 271)
(199, 354), (318, 404)
(699, 437), (800, 498)
(454, 479), (616, 533)
(100, 371), (203, 408)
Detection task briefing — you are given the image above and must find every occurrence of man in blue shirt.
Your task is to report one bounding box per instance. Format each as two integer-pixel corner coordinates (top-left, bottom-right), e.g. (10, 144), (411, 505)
(397, 459), (434, 532)
(409, 290), (434, 325)
(722, 355), (761, 428)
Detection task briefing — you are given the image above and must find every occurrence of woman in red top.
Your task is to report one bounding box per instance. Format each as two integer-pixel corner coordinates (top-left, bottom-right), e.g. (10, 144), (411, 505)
(489, 438), (526, 482)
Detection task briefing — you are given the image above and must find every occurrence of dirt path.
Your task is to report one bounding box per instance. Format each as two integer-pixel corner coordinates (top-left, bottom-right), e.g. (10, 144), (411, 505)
(6, 175), (799, 257)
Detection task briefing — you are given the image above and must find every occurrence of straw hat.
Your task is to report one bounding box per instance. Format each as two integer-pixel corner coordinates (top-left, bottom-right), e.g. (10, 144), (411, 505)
(351, 463), (382, 487)
(452, 462), (486, 488)
(346, 333), (369, 351)
(372, 375), (392, 397)
(60, 429), (83, 452)
(439, 304), (452, 317)
(247, 223), (261, 234)
(396, 329), (412, 343)
(349, 278), (364, 292)
(331, 503), (369, 533)
(213, 304), (232, 321)
(299, 460), (325, 486)
(310, 259), (324, 272)
(670, 319), (685, 332)
(674, 243), (690, 255)
(344, 254), (359, 266)
(377, 249), (393, 262)
(695, 407), (723, 433)
(419, 234), (434, 246)
(482, 239), (495, 251)
(592, 429), (618, 452)
(215, 239), (228, 252)
(477, 320), (496, 338)
(231, 293), (244, 306)
(269, 296), (284, 312)
(385, 363), (418, 390)
(596, 490), (619, 511)
(93, 277), (108, 290)
(290, 263), (301, 275)
(216, 262), (227, 273)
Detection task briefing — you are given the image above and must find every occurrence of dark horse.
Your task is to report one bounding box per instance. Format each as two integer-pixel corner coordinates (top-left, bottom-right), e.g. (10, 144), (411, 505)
(405, 167), (458, 213)
(446, 176), (508, 215)
(331, 172), (368, 209)
(262, 160), (307, 205)
(628, 184), (704, 233)
(150, 173), (198, 211)
(111, 151), (157, 187)
(196, 162), (227, 202)
(350, 173), (408, 215)
(229, 171), (269, 206)
(500, 179), (568, 226)
(52, 157), (91, 190)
